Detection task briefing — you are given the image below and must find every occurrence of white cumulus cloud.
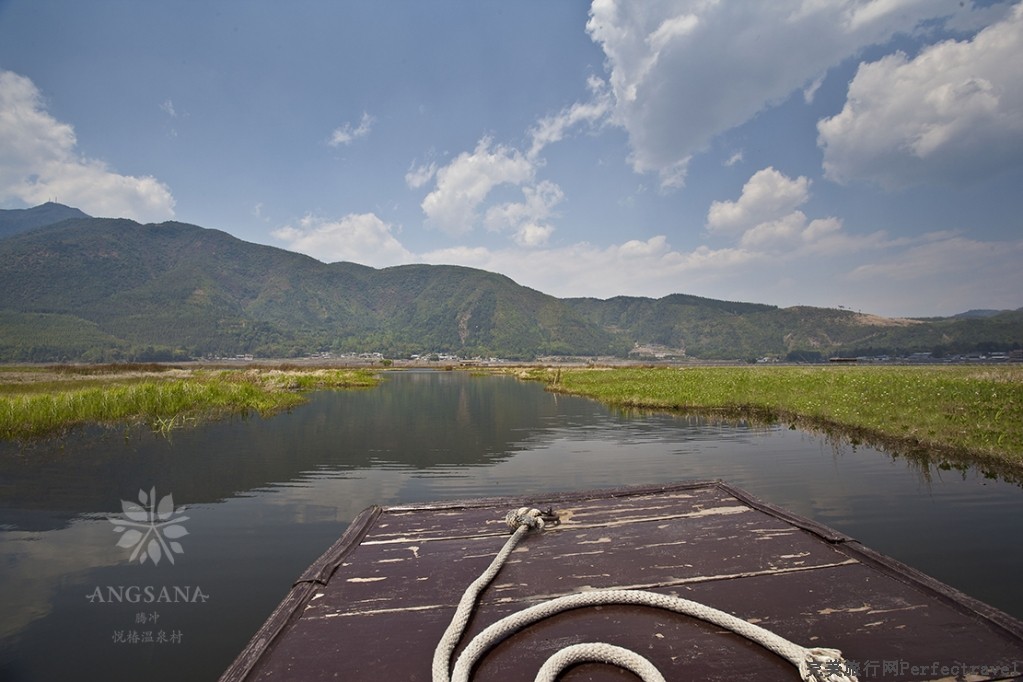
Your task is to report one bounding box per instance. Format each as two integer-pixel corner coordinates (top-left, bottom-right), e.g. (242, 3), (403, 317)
(707, 167), (811, 235)
(818, 3), (1023, 188)
(0, 69), (175, 221)
(585, 0), (985, 189)
(419, 137), (534, 235)
(414, 74), (612, 243)
(706, 167), (853, 254)
(484, 180), (564, 247)
(272, 212), (413, 266)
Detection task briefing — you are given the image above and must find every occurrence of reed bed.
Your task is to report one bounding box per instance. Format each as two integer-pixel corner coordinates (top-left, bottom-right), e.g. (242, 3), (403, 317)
(0, 367), (379, 439)
(521, 365), (1023, 469)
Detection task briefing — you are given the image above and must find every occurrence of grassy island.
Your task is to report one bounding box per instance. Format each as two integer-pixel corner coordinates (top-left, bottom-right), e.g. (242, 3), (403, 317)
(0, 364), (380, 439)
(519, 365), (1023, 472)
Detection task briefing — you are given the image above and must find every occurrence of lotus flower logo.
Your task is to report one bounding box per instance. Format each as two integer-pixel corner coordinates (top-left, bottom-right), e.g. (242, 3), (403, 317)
(109, 488), (189, 566)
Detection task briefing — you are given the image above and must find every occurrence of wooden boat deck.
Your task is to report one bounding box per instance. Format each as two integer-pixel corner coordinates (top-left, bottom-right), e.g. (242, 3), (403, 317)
(220, 480), (1023, 681)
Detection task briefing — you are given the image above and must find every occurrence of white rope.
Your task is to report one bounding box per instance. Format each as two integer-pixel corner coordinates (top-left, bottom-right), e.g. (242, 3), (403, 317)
(433, 508), (857, 682)
(450, 589), (855, 682)
(431, 507), (544, 682)
(535, 643), (666, 682)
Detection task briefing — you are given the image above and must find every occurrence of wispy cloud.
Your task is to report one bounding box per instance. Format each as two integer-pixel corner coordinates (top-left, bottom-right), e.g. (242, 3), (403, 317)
(527, 75), (612, 159)
(328, 112), (374, 147)
(404, 160), (437, 189)
(723, 150), (744, 167)
(843, 232), (1023, 315)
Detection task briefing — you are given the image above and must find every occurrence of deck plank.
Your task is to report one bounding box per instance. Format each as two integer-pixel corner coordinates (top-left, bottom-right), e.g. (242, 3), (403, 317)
(221, 481), (1023, 682)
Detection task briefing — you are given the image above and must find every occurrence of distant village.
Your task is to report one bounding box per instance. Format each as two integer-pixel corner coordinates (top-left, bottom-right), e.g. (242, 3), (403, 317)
(207, 348), (1023, 367)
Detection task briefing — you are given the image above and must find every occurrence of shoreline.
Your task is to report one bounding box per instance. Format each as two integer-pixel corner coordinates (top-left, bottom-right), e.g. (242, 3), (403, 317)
(3, 363), (1021, 482)
(509, 365), (1023, 479)
(0, 365), (380, 440)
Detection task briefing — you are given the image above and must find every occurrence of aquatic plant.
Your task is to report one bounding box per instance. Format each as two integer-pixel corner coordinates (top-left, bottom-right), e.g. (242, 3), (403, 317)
(521, 365), (1023, 469)
(0, 367), (380, 440)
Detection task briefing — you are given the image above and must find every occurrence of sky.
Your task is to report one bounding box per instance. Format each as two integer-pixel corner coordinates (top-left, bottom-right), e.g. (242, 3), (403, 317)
(1, 0), (1021, 318)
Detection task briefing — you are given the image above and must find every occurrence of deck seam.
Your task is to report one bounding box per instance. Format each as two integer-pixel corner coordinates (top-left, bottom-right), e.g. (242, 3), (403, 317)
(303, 558), (862, 620)
(360, 506), (755, 545)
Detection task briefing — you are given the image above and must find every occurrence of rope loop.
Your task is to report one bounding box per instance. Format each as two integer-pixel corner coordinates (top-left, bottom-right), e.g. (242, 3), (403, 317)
(504, 507), (545, 532)
(535, 643), (666, 682)
(434, 507), (858, 682)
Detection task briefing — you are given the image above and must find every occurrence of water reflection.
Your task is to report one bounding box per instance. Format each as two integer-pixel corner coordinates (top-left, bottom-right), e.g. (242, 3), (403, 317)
(0, 372), (555, 531)
(0, 370), (1020, 682)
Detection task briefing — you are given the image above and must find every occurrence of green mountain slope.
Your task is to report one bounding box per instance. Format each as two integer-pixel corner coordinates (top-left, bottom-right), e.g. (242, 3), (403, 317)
(564, 298), (1022, 360)
(0, 216), (614, 360)
(0, 209), (1019, 362)
(0, 311), (129, 362)
(361, 264), (619, 357)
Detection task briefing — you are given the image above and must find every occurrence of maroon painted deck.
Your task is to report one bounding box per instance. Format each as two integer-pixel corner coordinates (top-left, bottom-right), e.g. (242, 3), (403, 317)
(220, 481), (1023, 681)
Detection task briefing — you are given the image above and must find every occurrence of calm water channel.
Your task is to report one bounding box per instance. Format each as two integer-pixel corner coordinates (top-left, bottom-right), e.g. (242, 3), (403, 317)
(1, 370), (1021, 681)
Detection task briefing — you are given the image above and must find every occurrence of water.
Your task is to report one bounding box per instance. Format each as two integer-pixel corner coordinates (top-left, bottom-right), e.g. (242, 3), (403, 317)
(0, 370), (1020, 681)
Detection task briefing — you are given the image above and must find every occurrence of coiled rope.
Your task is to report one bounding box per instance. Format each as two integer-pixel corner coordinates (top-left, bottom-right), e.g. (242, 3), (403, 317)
(432, 507), (857, 682)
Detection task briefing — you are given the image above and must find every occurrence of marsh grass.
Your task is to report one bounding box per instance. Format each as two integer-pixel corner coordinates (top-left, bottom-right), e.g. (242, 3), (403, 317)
(0, 367), (379, 440)
(521, 365), (1023, 470)
(47, 362), (179, 375)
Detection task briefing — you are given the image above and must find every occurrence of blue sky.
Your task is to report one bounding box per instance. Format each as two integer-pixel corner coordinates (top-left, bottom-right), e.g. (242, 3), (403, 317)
(1, 0), (1021, 317)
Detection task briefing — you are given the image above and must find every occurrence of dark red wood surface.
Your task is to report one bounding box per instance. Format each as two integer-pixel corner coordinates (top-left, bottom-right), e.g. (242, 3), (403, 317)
(220, 481), (1023, 681)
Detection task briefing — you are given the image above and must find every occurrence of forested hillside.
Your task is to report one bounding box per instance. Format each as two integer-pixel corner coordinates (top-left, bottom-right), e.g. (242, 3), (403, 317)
(0, 205), (1019, 362)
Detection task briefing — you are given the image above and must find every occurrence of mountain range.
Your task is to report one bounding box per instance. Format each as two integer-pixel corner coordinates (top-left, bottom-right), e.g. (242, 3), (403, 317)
(1, 203), (1020, 362)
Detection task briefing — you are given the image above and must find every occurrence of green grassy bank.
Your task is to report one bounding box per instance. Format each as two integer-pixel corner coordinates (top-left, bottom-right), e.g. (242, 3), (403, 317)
(520, 365), (1023, 470)
(0, 365), (380, 439)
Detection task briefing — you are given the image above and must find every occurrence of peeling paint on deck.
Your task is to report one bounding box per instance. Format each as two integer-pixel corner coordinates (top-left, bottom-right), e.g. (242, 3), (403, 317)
(220, 481), (1023, 682)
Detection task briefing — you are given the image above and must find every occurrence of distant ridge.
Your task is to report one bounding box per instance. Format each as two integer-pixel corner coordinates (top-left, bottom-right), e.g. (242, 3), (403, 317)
(953, 309), (1006, 319)
(0, 202), (91, 239)
(0, 205), (1020, 362)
